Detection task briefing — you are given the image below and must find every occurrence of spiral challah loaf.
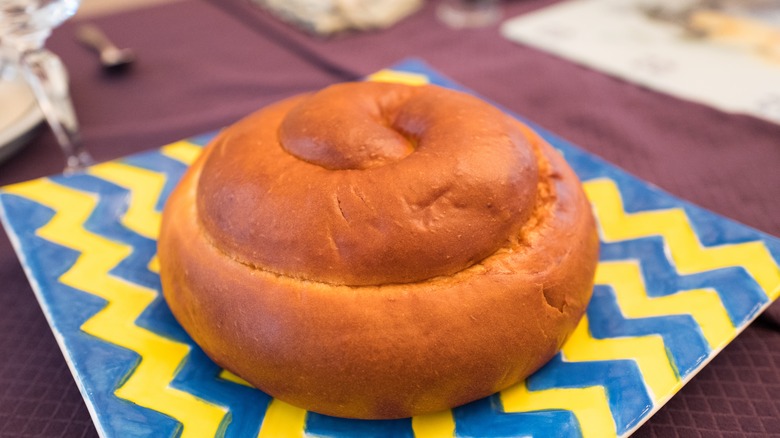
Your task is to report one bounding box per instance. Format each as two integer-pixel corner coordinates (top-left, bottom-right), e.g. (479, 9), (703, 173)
(158, 81), (599, 419)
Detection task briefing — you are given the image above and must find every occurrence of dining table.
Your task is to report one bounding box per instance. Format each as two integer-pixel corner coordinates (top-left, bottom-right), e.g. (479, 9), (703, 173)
(1, 0), (779, 436)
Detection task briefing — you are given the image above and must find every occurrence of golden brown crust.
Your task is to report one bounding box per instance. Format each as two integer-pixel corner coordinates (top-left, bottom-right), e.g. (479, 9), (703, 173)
(196, 83), (540, 286)
(158, 82), (599, 419)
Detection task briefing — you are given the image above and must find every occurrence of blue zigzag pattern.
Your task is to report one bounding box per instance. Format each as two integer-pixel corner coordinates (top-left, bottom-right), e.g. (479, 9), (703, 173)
(0, 193), (177, 437)
(306, 413), (413, 437)
(454, 395), (580, 438)
(599, 238), (769, 329)
(588, 284), (708, 379)
(528, 355), (653, 435)
(122, 150), (275, 437)
(48, 155), (271, 437)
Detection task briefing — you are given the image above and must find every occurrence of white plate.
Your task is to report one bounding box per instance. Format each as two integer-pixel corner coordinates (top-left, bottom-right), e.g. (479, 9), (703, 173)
(0, 74), (44, 164)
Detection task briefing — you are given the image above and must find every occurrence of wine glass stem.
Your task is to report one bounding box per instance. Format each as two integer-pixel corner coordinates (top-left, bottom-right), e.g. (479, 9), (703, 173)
(18, 48), (94, 173)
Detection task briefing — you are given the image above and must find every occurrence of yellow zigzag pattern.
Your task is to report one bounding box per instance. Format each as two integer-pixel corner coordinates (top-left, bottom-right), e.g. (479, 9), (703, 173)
(217, 371), (308, 438)
(366, 69), (430, 86)
(87, 162), (165, 240)
(498, 178), (780, 438)
(502, 380), (615, 438)
(3, 176), (228, 437)
(499, 313), (646, 438)
(162, 140), (204, 165)
(499, 294), (688, 438)
(563, 314), (677, 401)
(596, 261), (733, 353)
(584, 178), (780, 302)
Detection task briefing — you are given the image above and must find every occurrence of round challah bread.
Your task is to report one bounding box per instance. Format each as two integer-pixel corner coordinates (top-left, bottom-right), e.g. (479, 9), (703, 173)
(158, 81), (599, 419)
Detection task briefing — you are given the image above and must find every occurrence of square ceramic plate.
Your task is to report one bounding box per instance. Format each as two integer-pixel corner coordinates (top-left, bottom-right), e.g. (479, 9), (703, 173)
(1, 61), (779, 438)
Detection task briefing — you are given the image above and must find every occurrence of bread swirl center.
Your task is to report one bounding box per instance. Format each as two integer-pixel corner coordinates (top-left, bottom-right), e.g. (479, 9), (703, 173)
(280, 84), (416, 170)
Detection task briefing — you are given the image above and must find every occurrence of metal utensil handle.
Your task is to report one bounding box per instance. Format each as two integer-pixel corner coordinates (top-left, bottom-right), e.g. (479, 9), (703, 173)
(76, 24), (117, 53)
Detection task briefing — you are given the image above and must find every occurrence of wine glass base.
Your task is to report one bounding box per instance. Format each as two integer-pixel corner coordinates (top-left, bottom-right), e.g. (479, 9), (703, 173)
(63, 150), (95, 175)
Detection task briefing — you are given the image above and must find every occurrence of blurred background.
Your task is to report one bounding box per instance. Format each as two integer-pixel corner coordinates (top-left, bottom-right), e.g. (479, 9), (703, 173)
(77, 0), (176, 17)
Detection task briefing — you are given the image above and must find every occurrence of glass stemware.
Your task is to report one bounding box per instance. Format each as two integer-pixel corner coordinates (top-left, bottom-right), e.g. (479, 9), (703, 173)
(0, 0), (94, 173)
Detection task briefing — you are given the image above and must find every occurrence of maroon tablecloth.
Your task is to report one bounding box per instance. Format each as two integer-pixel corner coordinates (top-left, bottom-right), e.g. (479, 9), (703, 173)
(0, 0), (778, 436)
